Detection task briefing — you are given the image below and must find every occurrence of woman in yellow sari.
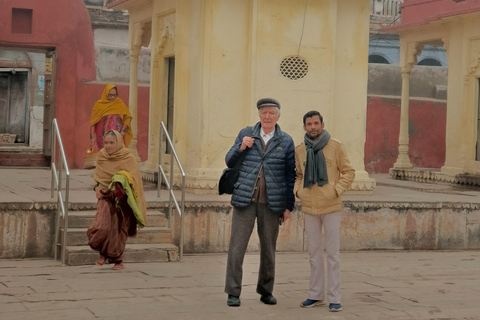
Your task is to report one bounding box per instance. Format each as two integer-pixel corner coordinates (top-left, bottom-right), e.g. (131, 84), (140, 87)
(89, 84), (132, 151)
(87, 130), (147, 270)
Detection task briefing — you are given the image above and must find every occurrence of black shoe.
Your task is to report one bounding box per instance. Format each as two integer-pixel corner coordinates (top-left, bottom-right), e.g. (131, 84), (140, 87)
(260, 294), (277, 305)
(227, 294), (240, 307)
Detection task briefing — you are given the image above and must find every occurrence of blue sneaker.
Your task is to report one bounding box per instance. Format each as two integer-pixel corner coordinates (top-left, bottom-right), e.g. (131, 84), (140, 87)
(300, 299), (324, 308)
(329, 303), (342, 312)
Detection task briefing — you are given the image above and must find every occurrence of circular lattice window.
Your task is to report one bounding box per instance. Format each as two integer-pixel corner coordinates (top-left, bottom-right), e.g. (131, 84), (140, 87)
(280, 56), (308, 80)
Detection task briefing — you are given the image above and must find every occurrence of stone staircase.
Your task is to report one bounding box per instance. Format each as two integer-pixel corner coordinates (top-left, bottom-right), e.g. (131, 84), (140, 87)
(62, 208), (179, 265)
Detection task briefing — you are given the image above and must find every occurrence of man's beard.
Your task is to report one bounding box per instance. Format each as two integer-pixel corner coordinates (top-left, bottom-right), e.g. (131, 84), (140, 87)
(308, 131), (321, 140)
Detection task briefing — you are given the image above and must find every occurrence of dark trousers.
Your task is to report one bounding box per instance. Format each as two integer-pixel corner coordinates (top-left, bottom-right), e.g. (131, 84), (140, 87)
(224, 203), (280, 297)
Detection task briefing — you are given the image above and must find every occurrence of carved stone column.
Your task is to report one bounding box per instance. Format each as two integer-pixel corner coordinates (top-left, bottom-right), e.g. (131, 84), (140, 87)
(128, 22), (151, 161)
(393, 68), (413, 169)
(393, 42), (422, 169)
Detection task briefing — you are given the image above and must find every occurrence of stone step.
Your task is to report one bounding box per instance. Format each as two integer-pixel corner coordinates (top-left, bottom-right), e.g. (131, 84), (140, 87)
(64, 227), (173, 246)
(64, 243), (179, 266)
(0, 153), (50, 167)
(65, 210), (168, 228)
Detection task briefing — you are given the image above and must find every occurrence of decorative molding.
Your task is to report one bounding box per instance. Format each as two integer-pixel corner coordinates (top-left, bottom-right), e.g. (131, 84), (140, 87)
(0, 202), (56, 212)
(390, 168), (480, 187)
(2, 199), (479, 214)
(343, 201), (480, 211)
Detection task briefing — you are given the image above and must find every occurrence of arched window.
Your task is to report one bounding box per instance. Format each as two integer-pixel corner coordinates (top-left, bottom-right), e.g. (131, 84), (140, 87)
(418, 58), (442, 66)
(368, 55), (390, 64)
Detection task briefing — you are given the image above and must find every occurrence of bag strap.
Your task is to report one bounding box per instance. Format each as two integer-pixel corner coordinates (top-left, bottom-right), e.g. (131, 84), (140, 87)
(233, 126), (253, 170)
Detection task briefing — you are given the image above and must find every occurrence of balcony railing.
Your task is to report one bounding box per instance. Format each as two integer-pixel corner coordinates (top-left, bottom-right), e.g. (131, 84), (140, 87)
(371, 0), (403, 17)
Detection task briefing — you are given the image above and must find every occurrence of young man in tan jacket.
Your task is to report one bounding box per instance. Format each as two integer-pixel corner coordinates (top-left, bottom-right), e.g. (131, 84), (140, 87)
(294, 111), (355, 312)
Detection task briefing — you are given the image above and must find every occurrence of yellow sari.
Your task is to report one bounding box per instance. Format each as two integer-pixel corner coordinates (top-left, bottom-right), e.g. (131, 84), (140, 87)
(90, 84), (133, 147)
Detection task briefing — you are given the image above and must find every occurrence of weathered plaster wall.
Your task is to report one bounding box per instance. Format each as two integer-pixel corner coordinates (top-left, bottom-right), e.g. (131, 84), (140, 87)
(93, 28), (151, 84)
(365, 96), (447, 173)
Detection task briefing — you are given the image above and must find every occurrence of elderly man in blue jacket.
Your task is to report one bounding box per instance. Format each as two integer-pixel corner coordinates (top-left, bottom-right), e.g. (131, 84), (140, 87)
(224, 98), (296, 307)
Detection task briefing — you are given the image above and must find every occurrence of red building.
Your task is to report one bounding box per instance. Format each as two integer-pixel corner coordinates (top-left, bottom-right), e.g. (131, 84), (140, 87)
(0, 0), (149, 168)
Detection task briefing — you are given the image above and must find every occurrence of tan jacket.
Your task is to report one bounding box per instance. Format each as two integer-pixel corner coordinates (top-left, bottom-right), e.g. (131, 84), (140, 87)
(294, 138), (355, 215)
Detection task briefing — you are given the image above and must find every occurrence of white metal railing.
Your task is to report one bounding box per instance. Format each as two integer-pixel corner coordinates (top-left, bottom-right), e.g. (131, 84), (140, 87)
(371, 0), (403, 16)
(157, 122), (185, 261)
(50, 118), (70, 266)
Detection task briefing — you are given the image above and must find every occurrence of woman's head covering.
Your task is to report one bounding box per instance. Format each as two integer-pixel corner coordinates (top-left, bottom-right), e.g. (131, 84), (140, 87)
(94, 130), (147, 223)
(90, 84), (133, 147)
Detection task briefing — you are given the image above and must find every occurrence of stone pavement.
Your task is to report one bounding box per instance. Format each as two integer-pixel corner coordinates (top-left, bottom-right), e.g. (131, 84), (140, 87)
(1, 168), (480, 204)
(0, 251), (479, 320)
(1, 168), (480, 319)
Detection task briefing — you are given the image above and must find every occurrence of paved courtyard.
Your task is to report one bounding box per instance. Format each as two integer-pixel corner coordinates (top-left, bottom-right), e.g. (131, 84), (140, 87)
(1, 251), (479, 320)
(1, 169), (480, 319)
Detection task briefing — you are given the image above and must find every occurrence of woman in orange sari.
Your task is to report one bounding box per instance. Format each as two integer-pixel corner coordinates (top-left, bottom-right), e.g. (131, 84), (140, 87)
(87, 130), (147, 270)
(89, 84), (132, 151)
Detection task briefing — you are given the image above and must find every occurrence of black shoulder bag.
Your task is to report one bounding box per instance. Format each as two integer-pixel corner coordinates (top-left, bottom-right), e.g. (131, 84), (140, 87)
(218, 127), (252, 195)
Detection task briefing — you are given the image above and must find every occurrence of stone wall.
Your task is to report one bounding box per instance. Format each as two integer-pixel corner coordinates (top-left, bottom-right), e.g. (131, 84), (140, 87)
(368, 64), (448, 99)
(3, 200), (478, 259)
(0, 203), (55, 259)
(171, 202), (480, 253)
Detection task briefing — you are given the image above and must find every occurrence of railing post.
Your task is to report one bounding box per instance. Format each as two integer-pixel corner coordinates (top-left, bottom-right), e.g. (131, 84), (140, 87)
(50, 118), (70, 266)
(169, 151), (174, 229)
(180, 175), (185, 261)
(158, 126), (163, 199)
(51, 120), (56, 200)
(157, 122), (186, 262)
(62, 175), (70, 266)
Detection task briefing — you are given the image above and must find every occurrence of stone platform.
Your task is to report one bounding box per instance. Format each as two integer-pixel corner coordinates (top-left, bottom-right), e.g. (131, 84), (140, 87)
(1, 168), (480, 260)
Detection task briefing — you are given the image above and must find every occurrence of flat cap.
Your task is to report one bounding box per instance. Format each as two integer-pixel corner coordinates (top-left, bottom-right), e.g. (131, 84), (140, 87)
(256, 98), (280, 110)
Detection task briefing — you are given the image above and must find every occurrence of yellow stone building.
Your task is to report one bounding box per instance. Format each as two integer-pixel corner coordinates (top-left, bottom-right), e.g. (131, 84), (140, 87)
(110, 0), (375, 193)
(388, 1), (480, 184)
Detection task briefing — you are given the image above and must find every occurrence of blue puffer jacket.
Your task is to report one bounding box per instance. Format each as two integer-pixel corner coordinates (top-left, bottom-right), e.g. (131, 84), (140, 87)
(225, 122), (295, 213)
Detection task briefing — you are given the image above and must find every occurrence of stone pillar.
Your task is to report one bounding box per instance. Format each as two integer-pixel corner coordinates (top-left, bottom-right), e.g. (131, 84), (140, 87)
(128, 22), (151, 162)
(393, 42), (422, 169)
(393, 68), (413, 169)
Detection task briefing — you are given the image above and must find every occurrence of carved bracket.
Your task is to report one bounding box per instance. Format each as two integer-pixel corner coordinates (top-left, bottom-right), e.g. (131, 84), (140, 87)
(131, 21), (152, 56)
(404, 42), (424, 73)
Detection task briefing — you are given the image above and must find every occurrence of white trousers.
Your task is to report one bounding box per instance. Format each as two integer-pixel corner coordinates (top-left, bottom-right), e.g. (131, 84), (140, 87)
(304, 212), (341, 303)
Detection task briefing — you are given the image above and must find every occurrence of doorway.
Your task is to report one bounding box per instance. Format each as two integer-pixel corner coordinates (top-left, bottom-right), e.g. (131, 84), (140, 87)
(0, 69), (29, 145)
(166, 57), (175, 154)
(477, 78), (480, 161)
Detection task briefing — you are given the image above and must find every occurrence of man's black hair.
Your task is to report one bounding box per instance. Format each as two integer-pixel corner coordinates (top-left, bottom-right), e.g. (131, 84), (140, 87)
(303, 111), (323, 125)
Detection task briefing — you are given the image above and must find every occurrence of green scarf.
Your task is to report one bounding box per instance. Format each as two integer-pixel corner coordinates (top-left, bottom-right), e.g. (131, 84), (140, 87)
(304, 130), (331, 188)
